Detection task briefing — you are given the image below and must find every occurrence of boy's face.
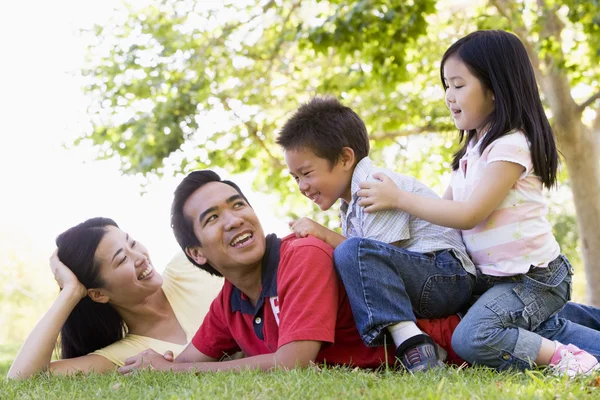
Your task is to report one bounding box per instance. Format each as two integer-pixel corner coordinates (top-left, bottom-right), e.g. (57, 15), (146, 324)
(284, 147), (353, 210)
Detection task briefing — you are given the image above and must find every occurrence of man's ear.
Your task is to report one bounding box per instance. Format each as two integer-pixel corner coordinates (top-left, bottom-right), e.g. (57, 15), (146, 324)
(87, 288), (110, 304)
(340, 147), (355, 170)
(186, 246), (208, 266)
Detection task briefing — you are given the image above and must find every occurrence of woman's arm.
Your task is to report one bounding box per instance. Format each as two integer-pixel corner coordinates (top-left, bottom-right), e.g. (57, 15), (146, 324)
(7, 287), (115, 379)
(7, 252), (115, 379)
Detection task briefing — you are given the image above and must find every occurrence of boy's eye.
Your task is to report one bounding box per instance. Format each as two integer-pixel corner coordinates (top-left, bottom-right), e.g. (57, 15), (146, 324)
(293, 176), (299, 182)
(233, 201), (245, 209)
(206, 215), (217, 223)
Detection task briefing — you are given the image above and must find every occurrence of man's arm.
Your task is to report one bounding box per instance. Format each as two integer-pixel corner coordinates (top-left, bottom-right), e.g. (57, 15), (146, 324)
(118, 340), (321, 374)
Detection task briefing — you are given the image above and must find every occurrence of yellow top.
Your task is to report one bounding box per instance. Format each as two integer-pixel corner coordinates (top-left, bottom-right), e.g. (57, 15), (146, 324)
(92, 252), (223, 366)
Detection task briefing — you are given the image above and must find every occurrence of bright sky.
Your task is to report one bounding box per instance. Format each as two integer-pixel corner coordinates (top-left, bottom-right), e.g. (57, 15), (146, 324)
(0, 0), (290, 272)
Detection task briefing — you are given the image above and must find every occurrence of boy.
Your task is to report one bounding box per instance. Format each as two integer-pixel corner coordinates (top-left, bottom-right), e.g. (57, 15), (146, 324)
(277, 97), (476, 372)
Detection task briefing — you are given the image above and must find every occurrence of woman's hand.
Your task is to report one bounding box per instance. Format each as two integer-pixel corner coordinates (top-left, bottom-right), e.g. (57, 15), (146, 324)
(50, 250), (87, 299)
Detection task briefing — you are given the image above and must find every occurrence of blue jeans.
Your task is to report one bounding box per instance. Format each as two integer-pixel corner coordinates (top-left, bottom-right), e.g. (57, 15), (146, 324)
(333, 237), (474, 347)
(452, 255), (573, 370)
(543, 302), (600, 361)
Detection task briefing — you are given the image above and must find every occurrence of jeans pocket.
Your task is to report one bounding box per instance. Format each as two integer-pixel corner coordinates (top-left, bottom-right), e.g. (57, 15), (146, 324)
(512, 256), (571, 331)
(419, 273), (473, 318)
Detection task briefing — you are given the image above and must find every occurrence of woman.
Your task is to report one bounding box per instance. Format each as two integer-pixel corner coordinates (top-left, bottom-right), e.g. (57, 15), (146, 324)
(7, 217), (221, 379)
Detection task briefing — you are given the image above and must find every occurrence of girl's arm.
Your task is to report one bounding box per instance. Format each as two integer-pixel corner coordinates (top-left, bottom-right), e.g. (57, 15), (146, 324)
(358, 161), (524, 230)
(442, 185), (453, 200)
(7, 252), (115, 379)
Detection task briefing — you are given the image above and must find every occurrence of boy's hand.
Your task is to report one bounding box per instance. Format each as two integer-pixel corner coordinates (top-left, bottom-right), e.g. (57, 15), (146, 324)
(357, 172), (404, 213)
(289, 218), (330, 243)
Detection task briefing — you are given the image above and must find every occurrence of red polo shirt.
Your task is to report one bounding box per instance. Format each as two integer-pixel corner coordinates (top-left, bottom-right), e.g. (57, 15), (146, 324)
(192, 234), (396, 368)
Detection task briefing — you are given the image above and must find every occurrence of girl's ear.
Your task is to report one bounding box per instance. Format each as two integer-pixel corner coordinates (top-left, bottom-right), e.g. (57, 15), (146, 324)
(87, 288), (110, 304)
(186, 246), (208, 266)
(340, 147), (355, 170)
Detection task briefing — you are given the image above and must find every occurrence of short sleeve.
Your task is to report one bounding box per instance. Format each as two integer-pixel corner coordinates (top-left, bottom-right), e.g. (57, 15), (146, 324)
(276, 239), (338, 348)
(191, 290), (240, 359)
(485, 131), (533, 180)
(359, 172), (410, 243)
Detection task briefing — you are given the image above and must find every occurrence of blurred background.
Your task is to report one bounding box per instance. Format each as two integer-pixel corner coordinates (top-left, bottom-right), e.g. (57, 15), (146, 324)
(1, 0), (598, 358)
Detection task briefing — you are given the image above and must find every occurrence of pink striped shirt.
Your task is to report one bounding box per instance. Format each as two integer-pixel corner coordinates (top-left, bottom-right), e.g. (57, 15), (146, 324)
(450, 130), (560, 276)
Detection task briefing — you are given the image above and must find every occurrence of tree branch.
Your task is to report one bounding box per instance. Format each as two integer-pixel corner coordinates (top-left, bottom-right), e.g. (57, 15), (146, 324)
(579, 90), (600, 112)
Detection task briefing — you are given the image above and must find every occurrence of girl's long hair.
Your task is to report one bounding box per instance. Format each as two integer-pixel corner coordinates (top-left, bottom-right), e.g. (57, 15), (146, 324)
(441, 30), (558, 189)
(55, 217), (127, 359)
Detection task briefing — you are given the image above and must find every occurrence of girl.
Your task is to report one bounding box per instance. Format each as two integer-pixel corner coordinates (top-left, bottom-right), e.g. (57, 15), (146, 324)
(357, 30), (599, 376)
(8, 217), (221, 379)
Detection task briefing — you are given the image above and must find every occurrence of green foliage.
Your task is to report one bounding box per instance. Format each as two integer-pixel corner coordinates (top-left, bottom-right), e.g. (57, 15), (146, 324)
(79, 0), (595, 236)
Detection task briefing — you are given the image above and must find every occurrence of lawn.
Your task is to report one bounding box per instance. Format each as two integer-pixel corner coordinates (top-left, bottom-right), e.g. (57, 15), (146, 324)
(2, 345), (600, 400)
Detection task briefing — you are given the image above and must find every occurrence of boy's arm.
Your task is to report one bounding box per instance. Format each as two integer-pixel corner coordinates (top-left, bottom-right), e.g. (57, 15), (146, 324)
(289, 217), (345, 249)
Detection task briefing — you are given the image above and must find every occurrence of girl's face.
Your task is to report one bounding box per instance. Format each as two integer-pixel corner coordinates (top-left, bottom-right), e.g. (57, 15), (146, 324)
(92, 226), (163, 306)
(443, 56), (495, 137)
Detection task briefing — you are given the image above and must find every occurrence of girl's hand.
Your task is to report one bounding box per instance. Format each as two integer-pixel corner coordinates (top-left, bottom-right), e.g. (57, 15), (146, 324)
(49, 250), (87, 299)
(357, 173), (404, 213)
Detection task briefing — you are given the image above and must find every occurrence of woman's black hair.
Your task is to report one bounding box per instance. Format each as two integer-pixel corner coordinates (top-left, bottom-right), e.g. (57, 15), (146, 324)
(55, 217), (127, 359)
(441, 30), (558, 189)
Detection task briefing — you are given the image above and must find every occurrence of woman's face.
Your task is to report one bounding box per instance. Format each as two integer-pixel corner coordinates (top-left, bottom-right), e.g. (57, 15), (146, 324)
(93, 226), (163, 305)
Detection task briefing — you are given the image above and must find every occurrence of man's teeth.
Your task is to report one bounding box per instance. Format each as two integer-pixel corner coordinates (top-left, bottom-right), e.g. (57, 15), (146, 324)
(138, 265), (153, 280)
(231, 233), (252, 246)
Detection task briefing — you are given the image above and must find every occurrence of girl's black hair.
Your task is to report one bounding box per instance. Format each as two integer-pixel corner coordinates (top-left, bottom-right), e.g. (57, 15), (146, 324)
(56, 217), (127, 359)
(441, 30), (558, 189)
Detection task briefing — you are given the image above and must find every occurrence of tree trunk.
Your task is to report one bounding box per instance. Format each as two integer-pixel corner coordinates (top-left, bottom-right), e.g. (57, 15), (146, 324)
(556, 122), (600, 305)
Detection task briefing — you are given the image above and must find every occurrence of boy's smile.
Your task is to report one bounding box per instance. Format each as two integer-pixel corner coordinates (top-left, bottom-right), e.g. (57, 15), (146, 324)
(284, 147), (353, 210)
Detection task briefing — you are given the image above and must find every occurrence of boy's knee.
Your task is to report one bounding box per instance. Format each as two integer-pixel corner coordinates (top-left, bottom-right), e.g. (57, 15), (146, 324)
(333, 237), (362, 263)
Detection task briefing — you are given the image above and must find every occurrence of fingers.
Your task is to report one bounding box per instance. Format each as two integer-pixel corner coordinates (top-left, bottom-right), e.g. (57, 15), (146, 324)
(163, 350), (174, 362)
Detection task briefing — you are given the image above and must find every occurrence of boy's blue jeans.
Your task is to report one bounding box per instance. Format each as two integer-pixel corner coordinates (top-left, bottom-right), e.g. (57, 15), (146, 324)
(452, 255), (573, 370)
(333, 237), (474, 347)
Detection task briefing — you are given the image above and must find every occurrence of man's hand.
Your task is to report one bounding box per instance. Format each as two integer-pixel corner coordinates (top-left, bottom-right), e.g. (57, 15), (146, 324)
(289, 217), (330, 242)
(118, 349), (174, 375)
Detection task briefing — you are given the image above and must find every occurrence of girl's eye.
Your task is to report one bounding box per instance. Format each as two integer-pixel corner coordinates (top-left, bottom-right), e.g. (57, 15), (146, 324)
(293, 176), (299, 182)
(455, 85), (464, 89)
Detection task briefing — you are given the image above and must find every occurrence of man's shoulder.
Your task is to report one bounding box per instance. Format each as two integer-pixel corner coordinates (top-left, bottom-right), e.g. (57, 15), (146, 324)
(280, 233), (334, 258)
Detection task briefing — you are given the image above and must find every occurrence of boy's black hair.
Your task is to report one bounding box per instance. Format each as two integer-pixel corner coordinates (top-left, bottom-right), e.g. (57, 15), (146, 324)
(277, 96), (370, 167)
(441, 30), (558, 189)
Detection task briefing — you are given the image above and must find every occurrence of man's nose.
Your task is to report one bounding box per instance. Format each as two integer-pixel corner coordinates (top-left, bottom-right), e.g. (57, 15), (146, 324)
(224, 211), (244, 230)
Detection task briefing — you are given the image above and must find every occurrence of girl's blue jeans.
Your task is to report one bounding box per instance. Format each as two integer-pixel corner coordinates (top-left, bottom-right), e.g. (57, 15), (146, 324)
(452, 255), (573, 370)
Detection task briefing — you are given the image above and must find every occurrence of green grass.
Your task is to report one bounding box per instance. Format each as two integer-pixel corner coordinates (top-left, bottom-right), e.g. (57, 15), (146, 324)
(2, 345), (600, 399)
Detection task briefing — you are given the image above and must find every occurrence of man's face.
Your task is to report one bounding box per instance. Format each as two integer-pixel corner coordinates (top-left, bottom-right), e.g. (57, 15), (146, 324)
(183, 182), (266, 275)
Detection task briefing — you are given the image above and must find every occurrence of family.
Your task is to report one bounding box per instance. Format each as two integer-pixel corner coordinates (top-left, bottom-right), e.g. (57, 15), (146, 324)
(8, 30), (600, 379)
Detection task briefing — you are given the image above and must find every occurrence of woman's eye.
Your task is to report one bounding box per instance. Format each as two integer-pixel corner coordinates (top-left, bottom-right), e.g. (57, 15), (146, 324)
(119, 256), (127, 266)
(131, 240), (136, 247)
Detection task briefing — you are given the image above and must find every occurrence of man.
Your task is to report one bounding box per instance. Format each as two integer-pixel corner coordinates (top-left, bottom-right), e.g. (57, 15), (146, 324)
(118, 170), (396, 373)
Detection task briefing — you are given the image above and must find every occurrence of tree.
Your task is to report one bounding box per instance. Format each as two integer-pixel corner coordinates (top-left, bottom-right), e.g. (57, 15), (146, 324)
(80, 0), (600, 303)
